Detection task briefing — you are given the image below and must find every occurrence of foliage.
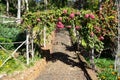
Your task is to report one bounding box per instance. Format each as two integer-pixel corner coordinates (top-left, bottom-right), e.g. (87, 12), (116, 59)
(96, 0), (117, 52)
(29, 0), (55, 12)
(54, 8), (104, 53)
(0, 23), (22, 49)
(49, 0), (68, 8)
(22, 10), (56, 46)
(0, 0), (5, 12)
(86, 0), (99, 10)
(78, 10), (104, 52)
(0, 3), (6, 14)
(0, 49), (41, 74)
(0, 50), (25, 74)
(22, 5), (117, 53)
(73, 0), (99, 10)
(95, 58), (117, 80)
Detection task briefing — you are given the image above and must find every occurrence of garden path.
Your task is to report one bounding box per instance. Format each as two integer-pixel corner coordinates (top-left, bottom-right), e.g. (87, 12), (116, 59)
(36, 29), (97, 80)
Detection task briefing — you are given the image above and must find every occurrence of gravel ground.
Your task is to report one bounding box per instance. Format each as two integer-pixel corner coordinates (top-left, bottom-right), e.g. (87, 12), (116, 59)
(36, 29), (98, 80)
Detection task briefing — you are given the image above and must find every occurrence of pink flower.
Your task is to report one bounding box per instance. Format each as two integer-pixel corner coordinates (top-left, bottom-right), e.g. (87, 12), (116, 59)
(90, 32), (94, 37)
(58, 17), (62, 21)
(99, 7), (102, 11)
(63, 10), (67, 14)
(89, 14), (95, 19)
(75, 26), (81, 30)
(99, 36), (104, 41)
(76, 12), (81, 15)
(94, 26), (101, 32)
(85, 14), (89, 18)
(69, 13), (75, 19)
(37, 18), (41, 22)
(66, 25), (72, 28)
(56, 21), (64, 28)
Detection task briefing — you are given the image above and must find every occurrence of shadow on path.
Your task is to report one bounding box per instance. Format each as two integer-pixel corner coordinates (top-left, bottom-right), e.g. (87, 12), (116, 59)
(39, 29), (94, 80)
(41, 50), (92, 80)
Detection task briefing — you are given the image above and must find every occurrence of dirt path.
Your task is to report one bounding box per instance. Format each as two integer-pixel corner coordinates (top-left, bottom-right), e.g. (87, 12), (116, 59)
(36, 29), (97, 80)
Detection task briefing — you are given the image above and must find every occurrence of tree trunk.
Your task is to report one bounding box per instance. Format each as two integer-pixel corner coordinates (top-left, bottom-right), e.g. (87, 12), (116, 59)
(90, 48), (95, 70)
(17, 0), (21, 24)
(25, 0), (29, 11)
(6, 0), (9, 16)
(44, 0), (48, 5)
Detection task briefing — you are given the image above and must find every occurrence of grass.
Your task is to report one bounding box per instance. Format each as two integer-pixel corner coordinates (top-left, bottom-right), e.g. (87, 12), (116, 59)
(95, 58), (117, 80)
(85, 57), (117, 80)
(0, 49), (41, 75)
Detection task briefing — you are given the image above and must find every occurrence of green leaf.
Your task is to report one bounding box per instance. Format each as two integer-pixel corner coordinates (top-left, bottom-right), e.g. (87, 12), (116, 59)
(81, 39), (87, 47)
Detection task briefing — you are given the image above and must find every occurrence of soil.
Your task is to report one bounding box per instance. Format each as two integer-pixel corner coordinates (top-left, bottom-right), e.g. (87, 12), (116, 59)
(1, 29), (98, 80)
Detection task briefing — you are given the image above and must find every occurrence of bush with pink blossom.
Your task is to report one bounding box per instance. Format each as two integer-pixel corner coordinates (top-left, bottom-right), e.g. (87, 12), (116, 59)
(22, 7), (117, 53)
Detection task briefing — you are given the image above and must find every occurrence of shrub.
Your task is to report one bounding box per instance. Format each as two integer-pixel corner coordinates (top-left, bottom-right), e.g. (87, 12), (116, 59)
(0, 23), (22, 49)
(22, 5), (117, 54)
(96, 0), (117, 55)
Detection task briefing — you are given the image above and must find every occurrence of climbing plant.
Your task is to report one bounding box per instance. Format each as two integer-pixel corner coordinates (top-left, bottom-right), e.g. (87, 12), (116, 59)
(23, 5), (117, 52)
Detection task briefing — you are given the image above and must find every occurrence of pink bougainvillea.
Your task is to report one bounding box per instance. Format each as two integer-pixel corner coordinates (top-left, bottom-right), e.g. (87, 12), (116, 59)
(94, 26), (101, 32)
(99, 36), (104, 41)
(75, 26), (81, 30)
(76, 12), (81, 16)
(56, 21), (64, 28)
(37, 18), (41, 22)
(90, 32), (94, 37)
(84, 13), (95, 19)
(63, 10), (67, 14)
(85, 14), (89, 18)
(89, 14), (95, 19)
(69, 13), (75, 19)
(58, 17), (62, 21)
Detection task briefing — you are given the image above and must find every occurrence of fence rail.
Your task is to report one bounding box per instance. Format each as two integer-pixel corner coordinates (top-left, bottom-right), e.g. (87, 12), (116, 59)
(0, 15), (19, 23)
(0, 41), (24, 44)
(0, 31), (34, 67)
(0, 41), (26, 68)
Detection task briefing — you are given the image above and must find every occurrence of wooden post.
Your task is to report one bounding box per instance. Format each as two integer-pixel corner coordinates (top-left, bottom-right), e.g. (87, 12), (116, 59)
(43, 0), (47, 48)
(43, 26), (46, 48)
(90, 48), (95, 70)
(25, 0), (29, 11)
(6, 0), (9, 16)
(31, 37), (34, 59)
(73, 20), (76, 37)
(26, 30), (29, 65)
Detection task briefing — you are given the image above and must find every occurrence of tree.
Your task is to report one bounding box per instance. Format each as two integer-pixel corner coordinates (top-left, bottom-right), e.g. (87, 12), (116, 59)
(74, 0), (87, 9)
